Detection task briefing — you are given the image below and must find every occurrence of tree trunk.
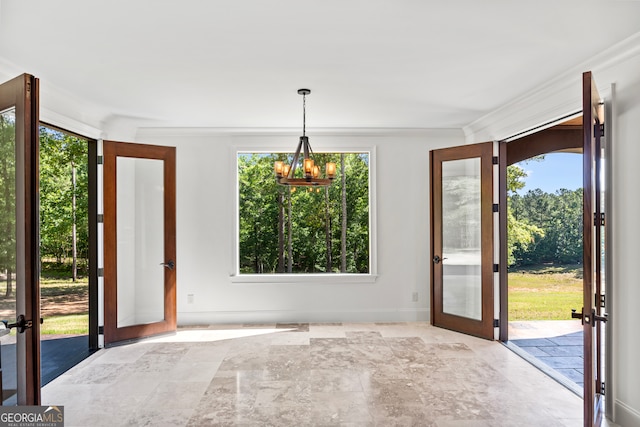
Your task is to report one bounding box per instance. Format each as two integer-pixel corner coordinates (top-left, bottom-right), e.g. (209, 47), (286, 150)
(340, 154), (347, 273)
(5, 268), (11, 298)
(287, 187), (293, 273)
(71, 163), (78, 282)
(277, 190), (285, 273)
(253, 223), (260, 273)
(325, 186), (332, 272)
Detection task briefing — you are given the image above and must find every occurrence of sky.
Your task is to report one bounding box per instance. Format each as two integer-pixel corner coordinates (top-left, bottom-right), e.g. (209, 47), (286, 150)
(516, 152), (583, 194)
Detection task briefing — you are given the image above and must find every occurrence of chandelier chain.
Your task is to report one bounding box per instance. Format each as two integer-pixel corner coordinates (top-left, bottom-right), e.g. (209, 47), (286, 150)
(302, 93), (306, 137)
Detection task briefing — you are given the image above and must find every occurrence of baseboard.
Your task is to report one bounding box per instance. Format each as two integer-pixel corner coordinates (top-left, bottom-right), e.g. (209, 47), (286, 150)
(177, 308), (430, 325)
(615, 399), (640, 427)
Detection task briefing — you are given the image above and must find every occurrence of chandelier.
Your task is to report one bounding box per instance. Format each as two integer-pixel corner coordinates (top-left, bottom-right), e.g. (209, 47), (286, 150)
(274, 89), (336, 186)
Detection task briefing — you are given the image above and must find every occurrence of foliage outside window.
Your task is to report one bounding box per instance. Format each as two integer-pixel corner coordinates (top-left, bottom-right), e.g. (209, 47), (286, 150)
(238, 152), (369, 274)
(39, 126), (89, 278)
(0, 111), (17, 298)
(507, 161), (582, 267)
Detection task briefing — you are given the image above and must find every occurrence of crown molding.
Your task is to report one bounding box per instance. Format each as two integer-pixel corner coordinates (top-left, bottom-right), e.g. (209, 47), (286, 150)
(40, 108), (103, 140)
(136, 126), (463, 139)
(463, 31), (640, 144)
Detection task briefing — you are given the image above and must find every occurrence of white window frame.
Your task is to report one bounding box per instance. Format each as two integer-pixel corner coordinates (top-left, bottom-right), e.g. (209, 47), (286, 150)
(230, 142), (377, 284)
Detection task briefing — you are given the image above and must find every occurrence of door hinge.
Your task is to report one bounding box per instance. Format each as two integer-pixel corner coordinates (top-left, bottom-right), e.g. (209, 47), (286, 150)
(594, 212), (605, 226)
(595, 123), (605, 138)
(97, 155), (103, 165)
(98, 326), (104, 335)
(493, 319), (500, 328)
(493, 264), (499, 273)
(97, 214), (104, 223)
(600, 381), (605, 395)
(492, 204), (499, 213)
(492, 156), (499, 165)
(598, 294), (605, 308)
(98, 268), (104, 277)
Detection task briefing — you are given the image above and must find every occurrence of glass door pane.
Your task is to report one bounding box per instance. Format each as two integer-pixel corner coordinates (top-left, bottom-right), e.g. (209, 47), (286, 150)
(441, 158), (482, 320)
(0, 109), (18, 405)
(116, 157), (165, 327)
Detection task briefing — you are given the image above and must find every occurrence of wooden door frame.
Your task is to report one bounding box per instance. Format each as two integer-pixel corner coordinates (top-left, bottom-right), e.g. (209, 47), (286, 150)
(430, 141), (494, 340)
(103, 141), (176, 345)
(583, 70), (605, 427)
(0, 74), (41, 405)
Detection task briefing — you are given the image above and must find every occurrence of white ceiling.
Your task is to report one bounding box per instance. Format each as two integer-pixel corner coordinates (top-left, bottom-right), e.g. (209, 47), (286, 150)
(1, 0), (640, 131)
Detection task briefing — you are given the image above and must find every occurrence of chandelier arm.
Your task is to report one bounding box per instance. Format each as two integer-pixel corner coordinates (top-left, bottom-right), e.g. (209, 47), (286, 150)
(288, 137), (304, 178)
(306, 139), (317, 161)
(303, 136), (310, 162)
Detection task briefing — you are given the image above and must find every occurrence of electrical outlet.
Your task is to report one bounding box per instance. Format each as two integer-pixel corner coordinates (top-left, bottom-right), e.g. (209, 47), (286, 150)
(187, 294), (194, 304)
(412, 292), (419, 302)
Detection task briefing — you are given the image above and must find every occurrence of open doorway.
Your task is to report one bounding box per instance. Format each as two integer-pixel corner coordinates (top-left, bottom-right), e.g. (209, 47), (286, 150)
(38, 124), (97, 385)
(502, 117), (593, 396)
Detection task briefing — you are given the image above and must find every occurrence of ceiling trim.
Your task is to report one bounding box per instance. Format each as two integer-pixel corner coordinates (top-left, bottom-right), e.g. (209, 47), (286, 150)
(135, 127), (463, 139)
(463, 31), (640, 144)
(41, 108), (103, 140)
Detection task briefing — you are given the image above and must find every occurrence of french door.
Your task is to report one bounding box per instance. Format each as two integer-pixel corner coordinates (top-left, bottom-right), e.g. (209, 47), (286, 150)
(0, 74), (41, 405)
(103, 141), (176, 345)
(430, 141), (495, 340)
(580, 71), (607, 426)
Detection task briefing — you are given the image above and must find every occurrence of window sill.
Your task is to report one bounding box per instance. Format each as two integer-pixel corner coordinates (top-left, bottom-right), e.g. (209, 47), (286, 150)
(229, 274), (378, 284)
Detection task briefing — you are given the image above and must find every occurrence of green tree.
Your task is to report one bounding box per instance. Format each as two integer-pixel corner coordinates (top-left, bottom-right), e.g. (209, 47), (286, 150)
(507, 164), (544, 266)
(39, 127), (89, 278)
(237, 152), (370, 274)
(511, 188), (582, 265)
(0, 113), (16, 297)
(238, 154), (279, 273)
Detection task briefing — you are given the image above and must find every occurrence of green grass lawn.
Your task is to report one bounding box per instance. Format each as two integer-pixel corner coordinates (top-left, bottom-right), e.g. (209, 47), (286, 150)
(508, 264), (582, 321)
(39, 264), (89, 335)
(0, 262), (88, 335)
(41, 313), (88, 335)
(40, 275), (89, 335)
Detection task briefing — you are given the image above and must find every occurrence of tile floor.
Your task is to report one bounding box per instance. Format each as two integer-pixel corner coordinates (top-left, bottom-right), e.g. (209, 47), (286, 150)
(2, 334), (93, 404)
(509, 321), (584, 392)
(42, 322), (587, 426)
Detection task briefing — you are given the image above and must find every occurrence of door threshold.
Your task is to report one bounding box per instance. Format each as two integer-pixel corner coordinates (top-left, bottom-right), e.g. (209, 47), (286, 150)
(502, 340), (583, 398)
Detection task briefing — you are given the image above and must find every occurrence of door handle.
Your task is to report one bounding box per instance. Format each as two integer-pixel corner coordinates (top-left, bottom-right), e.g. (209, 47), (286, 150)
(160, 260), (175, 270)
(572, 308), (608, 326)
(2, 314), (33, 333)
(592, 309), (608, 324)
(433, 256), (447, 264)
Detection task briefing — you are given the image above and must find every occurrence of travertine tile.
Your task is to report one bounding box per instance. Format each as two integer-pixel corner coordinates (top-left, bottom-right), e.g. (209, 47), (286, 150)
(41, 322), (584, 426)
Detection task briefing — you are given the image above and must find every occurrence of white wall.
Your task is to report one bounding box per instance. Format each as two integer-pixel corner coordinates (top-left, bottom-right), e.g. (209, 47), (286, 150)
(609, 54), (640, 426)
(134, 129), (463, 324)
